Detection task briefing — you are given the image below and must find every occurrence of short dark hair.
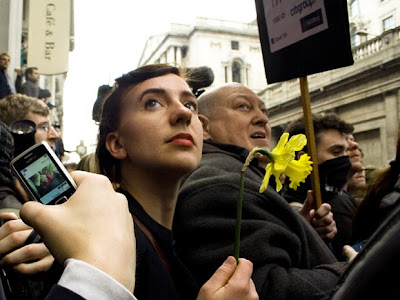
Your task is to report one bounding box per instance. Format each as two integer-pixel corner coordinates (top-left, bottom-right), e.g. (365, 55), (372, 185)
(96, 64), (183, 183)
(25, 67), (38, 79)
(285, 113), (354, 151)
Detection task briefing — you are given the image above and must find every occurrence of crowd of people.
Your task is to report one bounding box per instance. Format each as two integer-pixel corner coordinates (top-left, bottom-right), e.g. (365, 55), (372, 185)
(0, 60), (399, 299)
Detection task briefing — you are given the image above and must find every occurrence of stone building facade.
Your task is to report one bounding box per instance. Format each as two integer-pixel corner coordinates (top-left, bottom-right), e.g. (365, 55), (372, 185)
(139, 1), (400, 168)
(138, 17), (267, 93)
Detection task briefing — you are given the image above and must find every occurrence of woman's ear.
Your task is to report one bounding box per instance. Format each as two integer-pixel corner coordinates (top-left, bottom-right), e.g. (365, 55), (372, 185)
(105, 132), (127, 160)
(198, 114), (212, 140)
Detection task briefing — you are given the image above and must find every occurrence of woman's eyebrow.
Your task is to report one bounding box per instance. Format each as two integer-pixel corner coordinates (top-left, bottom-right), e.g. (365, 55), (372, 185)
(138, 88), (166, 102)
(139, 88), (196, 101)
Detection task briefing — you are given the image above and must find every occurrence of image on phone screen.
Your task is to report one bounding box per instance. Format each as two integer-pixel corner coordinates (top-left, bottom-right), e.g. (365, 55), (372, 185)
(20, 153), (72, 205)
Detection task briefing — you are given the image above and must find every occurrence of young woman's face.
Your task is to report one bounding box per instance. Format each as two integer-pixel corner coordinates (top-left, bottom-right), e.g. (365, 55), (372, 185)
(111, 73), (203, 177)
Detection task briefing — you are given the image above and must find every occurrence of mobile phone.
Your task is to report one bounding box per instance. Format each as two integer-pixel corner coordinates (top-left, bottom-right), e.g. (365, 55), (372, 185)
(10, 141), (77, 205)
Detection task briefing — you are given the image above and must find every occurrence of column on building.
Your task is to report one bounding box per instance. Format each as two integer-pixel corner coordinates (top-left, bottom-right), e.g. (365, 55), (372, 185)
(222, 62), (232, 83)
(384, 89), (400, 160)
(0, 0), (23, 81)
(166, 47), (175, 64)
(175, 46), (182, 66)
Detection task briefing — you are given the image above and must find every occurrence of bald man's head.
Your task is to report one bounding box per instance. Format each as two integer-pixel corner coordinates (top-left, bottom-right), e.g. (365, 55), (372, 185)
(197, 83), (271, 166)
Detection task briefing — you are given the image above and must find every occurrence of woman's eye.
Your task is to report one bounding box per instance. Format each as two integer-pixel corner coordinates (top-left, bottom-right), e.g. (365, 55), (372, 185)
(184, 102), (197, 112)
(145, 99), (159, 108)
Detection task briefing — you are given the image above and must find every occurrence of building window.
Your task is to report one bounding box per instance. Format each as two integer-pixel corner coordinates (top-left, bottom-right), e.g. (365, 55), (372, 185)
(349, 0), (359, 17)
(231, 41), (239, 50)
(383, 16), (395, 31)
(224, 66), (228, 83)
(232, 61), (241, 83)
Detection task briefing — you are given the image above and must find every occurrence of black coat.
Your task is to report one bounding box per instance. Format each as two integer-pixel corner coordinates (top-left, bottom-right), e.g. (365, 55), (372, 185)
(174, 141), (347, 300)
(119, 189), (199, 300)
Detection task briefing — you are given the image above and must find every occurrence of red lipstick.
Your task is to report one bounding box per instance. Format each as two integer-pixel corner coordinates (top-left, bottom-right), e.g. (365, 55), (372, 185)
(169, 133), (194, 146)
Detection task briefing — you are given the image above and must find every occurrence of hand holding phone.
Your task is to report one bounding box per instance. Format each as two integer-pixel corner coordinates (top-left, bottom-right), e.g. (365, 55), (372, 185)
(10, 142), (77, 205)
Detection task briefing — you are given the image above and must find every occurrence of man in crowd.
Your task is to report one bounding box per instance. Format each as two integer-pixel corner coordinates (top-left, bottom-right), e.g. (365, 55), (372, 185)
(0, 53), (16, 99)
(345, 134), (367, 203)
(174, 83), (349, 300)
(282, 114), (359, 261)
(0, 93), (60, 151)
(21, 67), (40, 98)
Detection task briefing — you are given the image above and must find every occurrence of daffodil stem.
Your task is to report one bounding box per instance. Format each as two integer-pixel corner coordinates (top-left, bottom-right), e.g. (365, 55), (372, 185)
(235, 148), (270, 263)
(234, 170), (246, 263)
(254, 148), (272, 160)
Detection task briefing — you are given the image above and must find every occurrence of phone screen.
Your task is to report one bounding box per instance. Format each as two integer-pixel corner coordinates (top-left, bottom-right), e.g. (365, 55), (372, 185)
(11, 142), (76, 205)
(20, 153), (71, 204)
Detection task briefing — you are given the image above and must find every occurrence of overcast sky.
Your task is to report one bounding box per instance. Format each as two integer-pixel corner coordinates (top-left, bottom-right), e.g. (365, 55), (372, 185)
(62, 1), (257, 159)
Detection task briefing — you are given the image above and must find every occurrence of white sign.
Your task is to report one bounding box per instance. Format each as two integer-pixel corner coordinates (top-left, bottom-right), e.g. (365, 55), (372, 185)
(27, 0), (70, 75)
(263, 0), (328, 53)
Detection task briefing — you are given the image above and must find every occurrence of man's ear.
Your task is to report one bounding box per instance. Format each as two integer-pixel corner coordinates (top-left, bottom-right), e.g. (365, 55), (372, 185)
(198, 114), (212, 140)
(297, 150), (306, 160)
(105, 132), (127, 160)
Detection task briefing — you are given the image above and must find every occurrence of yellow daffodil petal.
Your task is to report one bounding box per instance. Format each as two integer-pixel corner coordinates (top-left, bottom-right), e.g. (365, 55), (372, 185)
(258, 133), (312, 193)
(259, 163), (272, 193)
(274, 133), (289, 154)
(287, 134), (307, 152)
(274, 173), (283, 192)
(273, 152), (295, 172)
(284, 154), (313, 190)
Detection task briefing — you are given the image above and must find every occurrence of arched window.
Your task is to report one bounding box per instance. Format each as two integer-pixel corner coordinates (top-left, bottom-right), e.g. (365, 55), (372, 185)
(232, 61), (241, 83)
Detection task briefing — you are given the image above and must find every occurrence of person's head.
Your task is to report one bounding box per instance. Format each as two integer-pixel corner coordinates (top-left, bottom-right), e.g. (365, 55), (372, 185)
(96, 64), (203, 185)
(25, 67), (39, 83)
(197, 83), (271, 164)
(346, 133), (363, 170)
(76, 153), (99, 174)
(0, 53), (10, 71)
(285, 113), (354, 164)
(347, 168), (367, 199)
(92, 84), (113, 123)
(285, 114), (355, 197)
(0, 94), (60, 149)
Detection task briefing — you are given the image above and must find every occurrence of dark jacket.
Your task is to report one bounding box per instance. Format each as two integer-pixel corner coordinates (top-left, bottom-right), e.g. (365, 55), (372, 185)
(119, 188), (199, 300)
(282, 179), (358, 261)
(174, 140), (347, 300)
(330, 195), (400, 299)
(21, 81), (39, 98)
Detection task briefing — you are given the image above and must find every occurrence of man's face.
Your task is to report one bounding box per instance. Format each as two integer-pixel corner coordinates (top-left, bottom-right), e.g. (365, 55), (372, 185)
(204, 85), (271, 152)
(24, 112), (60, 150)
(28, 69), (40, 83)
(0, 55), (10, 70)
(346, 134), (363, 169)
(316, 129), (348, 164)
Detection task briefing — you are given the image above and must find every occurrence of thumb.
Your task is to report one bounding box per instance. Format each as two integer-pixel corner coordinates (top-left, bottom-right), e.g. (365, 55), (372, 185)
(343, 245), (358, 262)
(299, 190), (314, 221)
(203, 256), (237, 293)
(20, 201), (49, 231)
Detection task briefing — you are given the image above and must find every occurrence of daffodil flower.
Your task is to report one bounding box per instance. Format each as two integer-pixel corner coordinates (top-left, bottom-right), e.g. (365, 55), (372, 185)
(234, 133), (312, 262)
(259, 133), (313, 192)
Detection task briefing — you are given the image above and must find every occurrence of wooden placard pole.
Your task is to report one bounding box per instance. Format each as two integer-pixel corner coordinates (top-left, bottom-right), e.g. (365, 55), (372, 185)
(299, 76), (322, 208)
